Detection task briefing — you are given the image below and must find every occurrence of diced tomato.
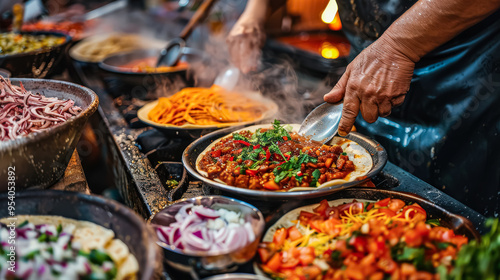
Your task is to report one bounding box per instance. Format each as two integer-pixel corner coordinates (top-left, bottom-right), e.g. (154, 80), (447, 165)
(365, 203), (374, 211)
(298, 211), (316, 224)
(253, 144), (260, 149)
(281, 257), (300, 268)
(297, 171), (303, 177)
(313, 199), (330, 215)
(298, 253), (315, 266)
(450, 235), (468, 248)
(265, 147), (271, 161)
(229, 156), (234, 161)
(287, 226), (303, 241)
(273, 228), (288, 247)
(301, 266), (322, 279)
(309, 217), (324, 233)
(349, 236), (368, 252)
(325, 158), (334, 168)
(414, 222), (430, 238)
(377, 257), (397, 274)
(258, 247), (274, 263)
(388, 199), (406, 212)
(441, 229), (456, 242)
(263, 180), (280, 190)
(368, 240), (386, 257)
(211, 149), (221, 157)
(234, 140), (251, 146)
(378, 208), (397, 217)
(375, 198), (391, 208)
(323, 218), (342, 236)
(404, 229), (423, 247)
(284, 153), (291, 160)
(245, 169), (258, 176)
(339, 202), (364, 215)
(345, 266), (365, 280)
(266, 252), (282, 271)
(283, 136), (288, 141)
(400, 263), (416, 276)
(403, 205), (427, 221)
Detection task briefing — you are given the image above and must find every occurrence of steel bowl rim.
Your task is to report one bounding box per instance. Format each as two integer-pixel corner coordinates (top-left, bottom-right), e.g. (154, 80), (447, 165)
(148, 195), (266, 257)
(0, 31), (72, 59)
(0, 189), (161, 280)
(0, 78), (99, 151)
(182, 126), (387, 199)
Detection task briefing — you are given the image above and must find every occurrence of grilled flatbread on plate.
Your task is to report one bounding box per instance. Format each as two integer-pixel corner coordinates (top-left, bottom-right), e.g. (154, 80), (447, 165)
(196, 124), (373, 191)
(1, 215), (139, 280)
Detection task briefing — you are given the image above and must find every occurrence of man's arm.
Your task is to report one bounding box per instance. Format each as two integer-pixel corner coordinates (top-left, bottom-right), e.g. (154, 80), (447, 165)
(325, 0), (500, 136)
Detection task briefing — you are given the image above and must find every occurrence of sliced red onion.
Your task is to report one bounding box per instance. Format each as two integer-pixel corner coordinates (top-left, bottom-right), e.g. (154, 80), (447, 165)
(193, 206), (220, 220)
(155, 203), (256, 254)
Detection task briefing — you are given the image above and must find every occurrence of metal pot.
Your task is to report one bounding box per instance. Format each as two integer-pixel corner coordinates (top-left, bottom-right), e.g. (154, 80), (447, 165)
(0, 78), (98, 191)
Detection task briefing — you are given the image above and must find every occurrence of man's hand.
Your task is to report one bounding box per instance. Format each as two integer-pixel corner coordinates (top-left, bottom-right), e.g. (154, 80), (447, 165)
(226, 15), (266, 74)
(324, 36), (415, 136)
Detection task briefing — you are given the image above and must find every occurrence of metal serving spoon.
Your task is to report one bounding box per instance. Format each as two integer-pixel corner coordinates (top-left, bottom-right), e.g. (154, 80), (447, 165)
(298, 102), (344, 143)
(156, 0), (217, 67)
(213, 66), (240, 91)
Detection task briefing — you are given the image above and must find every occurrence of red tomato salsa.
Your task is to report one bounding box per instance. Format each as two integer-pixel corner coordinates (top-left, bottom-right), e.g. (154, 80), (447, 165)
(258, 198), (469, 280)
(198, 121), (356, 191)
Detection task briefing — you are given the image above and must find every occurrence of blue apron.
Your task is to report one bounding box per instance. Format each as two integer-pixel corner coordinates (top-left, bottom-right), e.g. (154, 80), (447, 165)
(338, 0), (500, 216)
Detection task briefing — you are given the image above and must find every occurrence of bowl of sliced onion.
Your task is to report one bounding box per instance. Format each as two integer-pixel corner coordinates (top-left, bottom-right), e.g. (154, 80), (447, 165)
(149, 196), (265, 278)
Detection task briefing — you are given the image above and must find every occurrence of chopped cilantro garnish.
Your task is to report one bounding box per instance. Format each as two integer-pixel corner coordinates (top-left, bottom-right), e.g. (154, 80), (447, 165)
(341, 152), (347, 156)
(18, 220), (29, 228)
(426, 218), (441, 226)
(232, 132), (250, 142)
(309, 169), (321, 187)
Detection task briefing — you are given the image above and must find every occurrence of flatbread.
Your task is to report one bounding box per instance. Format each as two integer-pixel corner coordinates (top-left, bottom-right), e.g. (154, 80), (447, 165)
(1, 215), (138, 280)
(196, 124), (373, 191)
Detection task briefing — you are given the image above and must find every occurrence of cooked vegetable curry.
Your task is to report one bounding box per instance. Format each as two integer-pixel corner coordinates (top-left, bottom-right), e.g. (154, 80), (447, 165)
(198, 121), (355, 191)
(0, 33), (65, 55)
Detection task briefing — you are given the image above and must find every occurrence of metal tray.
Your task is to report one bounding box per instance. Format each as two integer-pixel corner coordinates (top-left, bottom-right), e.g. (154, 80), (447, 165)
(182, 126), (387, 200)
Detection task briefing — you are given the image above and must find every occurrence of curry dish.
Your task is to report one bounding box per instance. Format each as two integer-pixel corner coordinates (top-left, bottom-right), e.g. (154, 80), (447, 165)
(197, 121), (372, 191)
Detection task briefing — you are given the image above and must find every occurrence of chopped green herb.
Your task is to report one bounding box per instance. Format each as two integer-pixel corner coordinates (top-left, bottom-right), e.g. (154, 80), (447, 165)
(309, 169), (321, 187)
(18, 220), (29, 228)
(426, 218), (441, 226)
(88, 249), (113, 265)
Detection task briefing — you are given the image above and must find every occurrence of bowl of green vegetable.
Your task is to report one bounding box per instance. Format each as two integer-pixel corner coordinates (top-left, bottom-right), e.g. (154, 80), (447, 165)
(0, 31), (71, 78)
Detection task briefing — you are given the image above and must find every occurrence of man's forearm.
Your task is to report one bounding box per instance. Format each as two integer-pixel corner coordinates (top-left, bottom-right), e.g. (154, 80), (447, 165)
(382, 0), (500, 62)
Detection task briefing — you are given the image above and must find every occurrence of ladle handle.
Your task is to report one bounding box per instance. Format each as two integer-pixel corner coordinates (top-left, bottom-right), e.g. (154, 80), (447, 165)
(179, 0), (218, 40)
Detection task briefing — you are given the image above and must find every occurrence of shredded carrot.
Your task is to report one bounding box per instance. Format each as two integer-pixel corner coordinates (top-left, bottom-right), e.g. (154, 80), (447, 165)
(147, 85), (266, 126)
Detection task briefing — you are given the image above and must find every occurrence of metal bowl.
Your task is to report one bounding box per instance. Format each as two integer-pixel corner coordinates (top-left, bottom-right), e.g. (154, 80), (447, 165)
(149, 196), (265, 279)
(182, 126), (387, 200)
(0, 31), (72, 78)
(0, 190), (163, 279)
(98, 48), (206, 98)
(0, 79), (99, 191)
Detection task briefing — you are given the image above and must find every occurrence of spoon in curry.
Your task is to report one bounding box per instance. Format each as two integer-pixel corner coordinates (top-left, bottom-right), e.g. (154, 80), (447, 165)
(298, 102), (344, 143)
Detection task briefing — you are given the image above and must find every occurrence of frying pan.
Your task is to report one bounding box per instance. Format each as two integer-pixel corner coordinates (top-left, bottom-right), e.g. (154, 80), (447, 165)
(182, 125), (387, 200)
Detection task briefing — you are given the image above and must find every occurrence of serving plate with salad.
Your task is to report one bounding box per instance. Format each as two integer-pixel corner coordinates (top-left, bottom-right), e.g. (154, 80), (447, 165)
(255, 188), (480, 280)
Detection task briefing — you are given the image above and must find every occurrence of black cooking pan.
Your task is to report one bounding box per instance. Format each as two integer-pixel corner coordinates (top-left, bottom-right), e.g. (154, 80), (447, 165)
(0, 31), (71, 78)
(183, 125), (387, 201)
(0, 79), (98, 191)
